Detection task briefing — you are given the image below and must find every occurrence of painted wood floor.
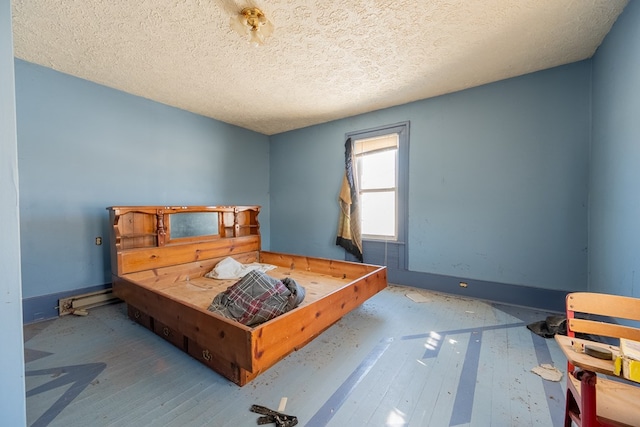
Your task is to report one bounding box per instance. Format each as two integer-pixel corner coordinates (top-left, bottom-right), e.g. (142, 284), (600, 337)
(24, 285), (567, 427)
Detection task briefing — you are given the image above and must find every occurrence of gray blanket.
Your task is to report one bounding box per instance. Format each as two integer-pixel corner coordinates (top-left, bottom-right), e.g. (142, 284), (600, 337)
(208, 270), (305, 327)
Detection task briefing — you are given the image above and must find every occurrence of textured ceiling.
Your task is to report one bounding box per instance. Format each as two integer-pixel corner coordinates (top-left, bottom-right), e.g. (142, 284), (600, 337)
(12, 0), (628, 135)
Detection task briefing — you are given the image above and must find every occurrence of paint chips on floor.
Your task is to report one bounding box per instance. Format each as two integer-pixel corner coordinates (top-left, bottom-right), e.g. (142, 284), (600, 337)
(405, 292), (430, 303)
(531, 363), (563, 381)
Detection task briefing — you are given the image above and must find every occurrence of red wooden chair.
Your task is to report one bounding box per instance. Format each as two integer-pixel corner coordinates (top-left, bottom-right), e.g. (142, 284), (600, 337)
(562, 292), (640, 427)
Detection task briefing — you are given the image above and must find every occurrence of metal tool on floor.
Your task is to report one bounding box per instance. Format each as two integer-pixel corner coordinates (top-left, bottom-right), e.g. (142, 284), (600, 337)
(250, 404), (298, 427)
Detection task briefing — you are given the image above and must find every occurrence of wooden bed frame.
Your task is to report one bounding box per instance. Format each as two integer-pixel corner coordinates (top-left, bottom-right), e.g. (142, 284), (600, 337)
(108, 205), (387, 386)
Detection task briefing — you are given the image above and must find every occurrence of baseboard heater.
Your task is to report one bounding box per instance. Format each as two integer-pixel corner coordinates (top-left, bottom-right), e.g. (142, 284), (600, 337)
(58, 288), (120, 316)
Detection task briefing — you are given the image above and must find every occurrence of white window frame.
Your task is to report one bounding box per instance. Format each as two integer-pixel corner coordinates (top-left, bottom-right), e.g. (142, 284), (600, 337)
(354, 134), (399, 240)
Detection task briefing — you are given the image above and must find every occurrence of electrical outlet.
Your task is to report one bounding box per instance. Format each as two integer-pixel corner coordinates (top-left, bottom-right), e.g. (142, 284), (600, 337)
(95, 237), (102, 245)
(459, 282), (468, 288)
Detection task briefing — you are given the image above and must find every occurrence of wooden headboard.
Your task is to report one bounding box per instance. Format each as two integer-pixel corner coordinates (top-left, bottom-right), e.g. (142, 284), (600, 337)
(107, 205), (261, 276)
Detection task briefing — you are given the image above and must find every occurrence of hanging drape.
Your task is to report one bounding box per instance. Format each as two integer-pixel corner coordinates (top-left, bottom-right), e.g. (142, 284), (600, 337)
(336, 138), (363, 262)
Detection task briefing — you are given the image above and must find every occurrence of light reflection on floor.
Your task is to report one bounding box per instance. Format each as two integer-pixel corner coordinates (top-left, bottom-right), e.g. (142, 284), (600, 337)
(386, 408), (407, 427)
(424, 331), (442, 350)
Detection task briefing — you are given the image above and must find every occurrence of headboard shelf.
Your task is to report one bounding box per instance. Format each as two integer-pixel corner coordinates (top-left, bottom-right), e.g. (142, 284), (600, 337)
(107, 205), (261, 275)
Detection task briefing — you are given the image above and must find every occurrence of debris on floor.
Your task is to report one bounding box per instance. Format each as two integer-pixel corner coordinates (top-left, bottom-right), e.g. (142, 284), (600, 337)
(250, 404), (298, 426)
(531, 364), (563, 382)
(527, 315), (567, 338)
(71, 309), (89, 316)
(277, 397), (288, 412)
(405, 292), (430, 303)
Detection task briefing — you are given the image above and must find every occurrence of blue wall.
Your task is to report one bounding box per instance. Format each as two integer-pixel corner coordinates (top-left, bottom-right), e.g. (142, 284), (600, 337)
(15, 1), (637, 317)
(0, 0), (26, 423)
(589, 0), (640, 297)
(270, 62), (591, 297)
(15, 60), (270, 318)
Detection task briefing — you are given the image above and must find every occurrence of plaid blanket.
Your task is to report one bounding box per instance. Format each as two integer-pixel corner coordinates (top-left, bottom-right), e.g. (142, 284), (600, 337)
(208, 270), (305, 327)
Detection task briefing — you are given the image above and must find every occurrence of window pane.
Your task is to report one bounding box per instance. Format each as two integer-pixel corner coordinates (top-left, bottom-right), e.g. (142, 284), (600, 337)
(361, 191), (396, 237)
(359, 150), (396, 189)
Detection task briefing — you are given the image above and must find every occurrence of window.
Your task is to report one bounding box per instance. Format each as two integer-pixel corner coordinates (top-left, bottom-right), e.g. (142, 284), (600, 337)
(346, 122), (409, 270)
(355, 134), (399, 240)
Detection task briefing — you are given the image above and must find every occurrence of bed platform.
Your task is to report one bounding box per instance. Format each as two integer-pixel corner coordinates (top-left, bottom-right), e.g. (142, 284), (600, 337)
(108, 205), (387, 386)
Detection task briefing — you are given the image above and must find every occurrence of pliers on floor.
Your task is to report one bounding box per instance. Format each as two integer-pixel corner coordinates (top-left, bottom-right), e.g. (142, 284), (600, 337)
(250, 404), (298, 427)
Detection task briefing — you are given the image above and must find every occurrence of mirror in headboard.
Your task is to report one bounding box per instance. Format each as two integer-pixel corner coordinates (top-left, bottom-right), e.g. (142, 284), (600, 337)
(167, 212), (219, 242)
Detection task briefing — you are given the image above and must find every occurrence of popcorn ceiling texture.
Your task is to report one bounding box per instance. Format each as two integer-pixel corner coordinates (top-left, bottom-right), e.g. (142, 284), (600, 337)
(12, 0), (628, 135)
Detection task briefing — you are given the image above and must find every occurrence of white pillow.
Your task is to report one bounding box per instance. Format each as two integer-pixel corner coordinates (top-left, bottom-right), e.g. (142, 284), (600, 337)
(205, 256), (276, 280)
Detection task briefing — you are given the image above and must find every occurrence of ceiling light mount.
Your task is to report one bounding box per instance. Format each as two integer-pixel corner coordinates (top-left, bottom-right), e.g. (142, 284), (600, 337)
(230, 7), (274, 46)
